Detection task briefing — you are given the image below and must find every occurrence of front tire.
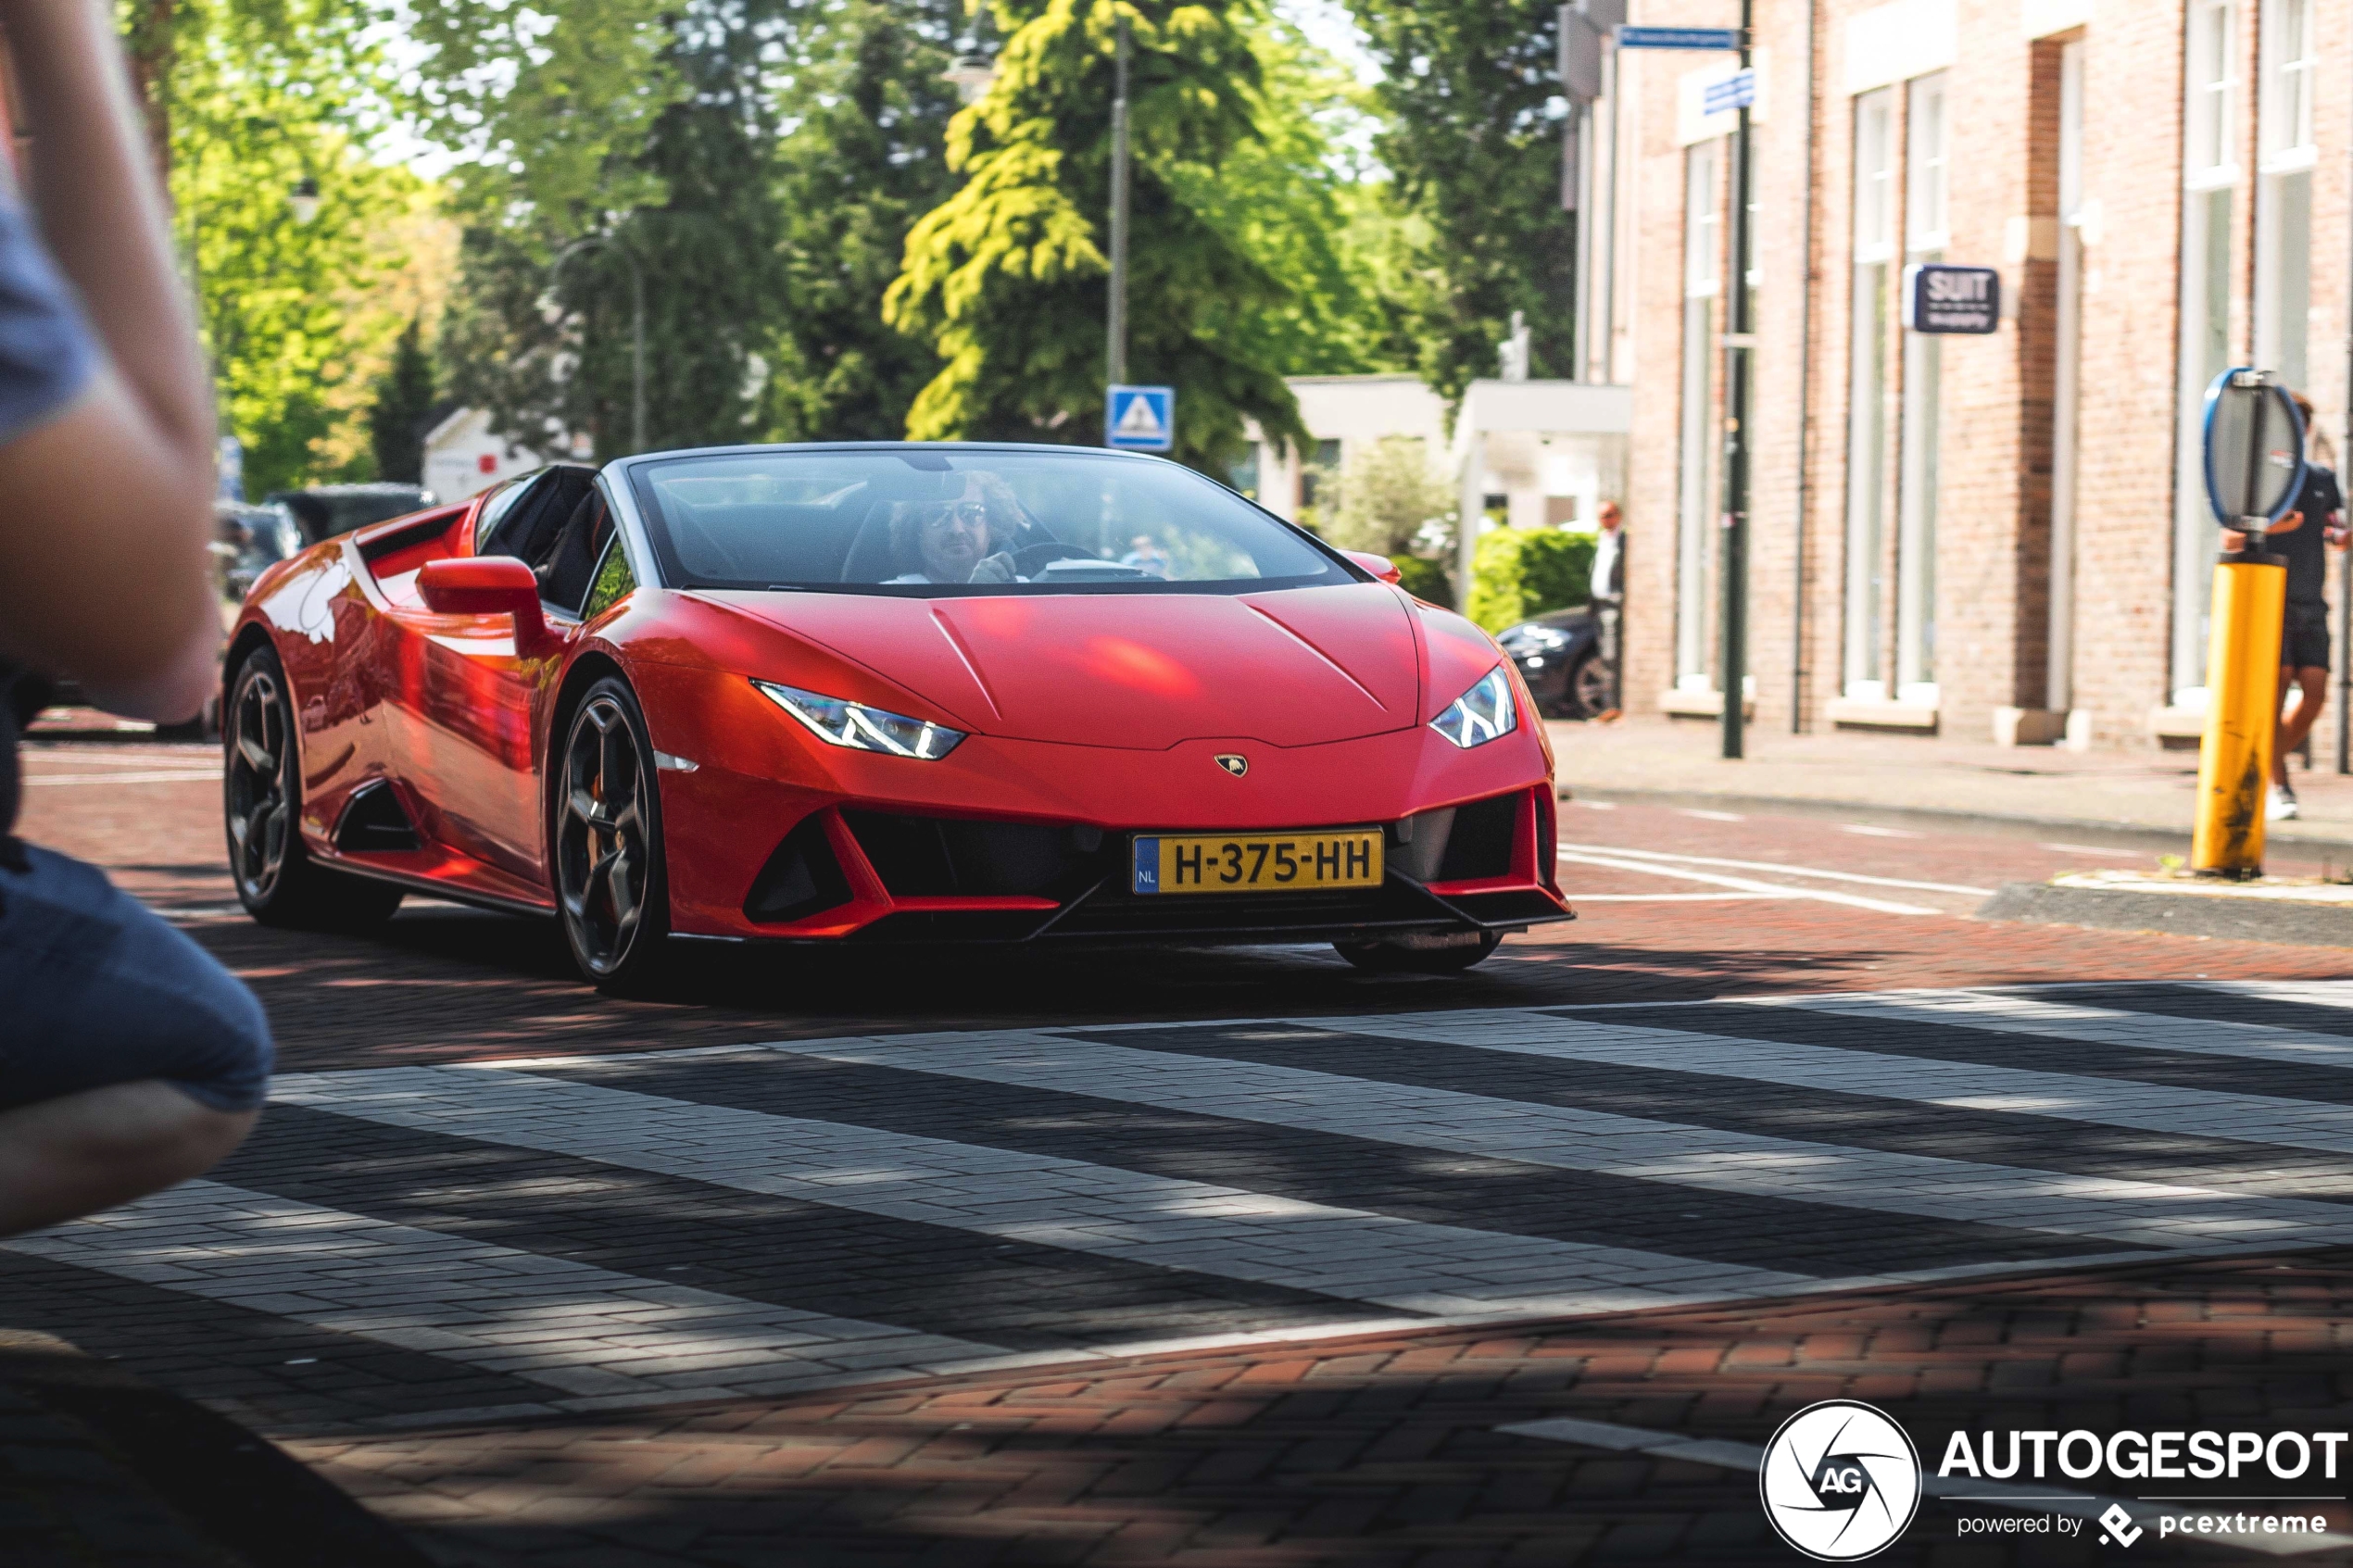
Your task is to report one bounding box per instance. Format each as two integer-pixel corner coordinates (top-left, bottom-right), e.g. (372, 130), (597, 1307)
(1334, 931), (1503, 975)
(555, 678), (671, 992)
(224, 646), (405, 931)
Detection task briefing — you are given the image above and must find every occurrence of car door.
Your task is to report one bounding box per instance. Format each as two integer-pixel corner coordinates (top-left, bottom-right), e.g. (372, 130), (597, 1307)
(378, 469), (600, 896)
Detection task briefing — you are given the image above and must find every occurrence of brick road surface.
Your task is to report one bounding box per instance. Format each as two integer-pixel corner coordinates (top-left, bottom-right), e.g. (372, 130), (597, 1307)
(18, 745), (2353, 1563)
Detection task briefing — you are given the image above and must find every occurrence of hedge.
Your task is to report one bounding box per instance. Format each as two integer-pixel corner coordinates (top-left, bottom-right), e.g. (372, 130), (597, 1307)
(1465, 526), (1595, 632)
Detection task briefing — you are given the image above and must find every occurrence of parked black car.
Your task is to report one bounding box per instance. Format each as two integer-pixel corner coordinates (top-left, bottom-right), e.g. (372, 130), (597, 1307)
(267, 482), (434, 546)
(1496, 604), (1613, 720)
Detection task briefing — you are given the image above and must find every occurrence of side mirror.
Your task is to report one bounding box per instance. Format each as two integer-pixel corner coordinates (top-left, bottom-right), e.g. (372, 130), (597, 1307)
(417, 556), (549, 642)
(1343, 550), (1403, 586)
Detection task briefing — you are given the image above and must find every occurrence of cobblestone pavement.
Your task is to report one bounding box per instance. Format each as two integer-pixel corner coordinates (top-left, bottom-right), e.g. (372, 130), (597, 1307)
(18, 747), (2353, 1563)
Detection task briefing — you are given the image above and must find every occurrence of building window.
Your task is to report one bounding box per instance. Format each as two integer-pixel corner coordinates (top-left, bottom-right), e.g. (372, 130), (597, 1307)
(2258, 0), (2316, 395)
(1894, 73), (1947, 705)
(1844, 87), (1895, 698)
(2174, 0), (2238, 700)
(1677, 139), (1722, 688)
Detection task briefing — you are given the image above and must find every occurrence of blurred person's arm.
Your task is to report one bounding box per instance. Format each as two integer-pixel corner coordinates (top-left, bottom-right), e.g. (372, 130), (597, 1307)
(0, 0), (217, 721)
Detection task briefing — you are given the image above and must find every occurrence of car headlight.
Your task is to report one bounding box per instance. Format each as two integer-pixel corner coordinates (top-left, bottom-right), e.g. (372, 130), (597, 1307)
(1428, 666), (1519, 749)
(753, 680), (967, 760)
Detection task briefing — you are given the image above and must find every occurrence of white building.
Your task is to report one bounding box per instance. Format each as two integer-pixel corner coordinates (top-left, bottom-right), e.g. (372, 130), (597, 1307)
(422, 408), (585, 504)
(1244, 373), (1632, 583)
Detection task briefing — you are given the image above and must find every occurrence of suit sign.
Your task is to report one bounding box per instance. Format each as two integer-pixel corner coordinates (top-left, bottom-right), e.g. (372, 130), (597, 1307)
(1901, 263), (2000, 334)
(1106, 384), (1176, 452)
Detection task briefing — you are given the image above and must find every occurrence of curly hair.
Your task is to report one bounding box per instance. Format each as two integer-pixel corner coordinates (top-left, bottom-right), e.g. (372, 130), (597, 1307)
(886, 473), (1026, 576)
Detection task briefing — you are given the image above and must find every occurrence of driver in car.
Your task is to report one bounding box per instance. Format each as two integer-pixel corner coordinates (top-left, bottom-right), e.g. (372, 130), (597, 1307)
(887, 472), (1024, 583)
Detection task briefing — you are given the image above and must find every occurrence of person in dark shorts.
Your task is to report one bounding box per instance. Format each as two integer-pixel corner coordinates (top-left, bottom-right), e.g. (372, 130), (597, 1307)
(0, 1), (270, 1236)
(2227, 391), (2346, 822)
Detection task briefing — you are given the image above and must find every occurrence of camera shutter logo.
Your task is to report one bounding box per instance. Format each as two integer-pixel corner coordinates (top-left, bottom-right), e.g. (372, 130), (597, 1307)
(1758, 1400), (1922, 1561)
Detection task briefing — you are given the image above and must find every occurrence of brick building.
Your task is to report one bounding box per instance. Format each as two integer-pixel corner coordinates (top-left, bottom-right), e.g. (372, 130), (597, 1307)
(1578, 0), (2347, 748)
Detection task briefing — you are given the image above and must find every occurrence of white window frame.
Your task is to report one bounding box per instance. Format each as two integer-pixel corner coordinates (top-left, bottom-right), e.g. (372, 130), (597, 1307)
(1844, 87), (1897, 698)
(1894, 72), (1947, 706)
(2173, 0), (2240, 701)
(1677, 140), (1723, 688)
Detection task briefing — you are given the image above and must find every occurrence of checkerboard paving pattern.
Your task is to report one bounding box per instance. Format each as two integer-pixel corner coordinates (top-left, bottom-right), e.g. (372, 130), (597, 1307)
(16, 979), (2353, 1446)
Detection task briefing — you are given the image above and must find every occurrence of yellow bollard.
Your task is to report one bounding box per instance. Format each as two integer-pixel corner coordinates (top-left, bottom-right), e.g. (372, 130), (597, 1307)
(2191, 556), (2287, 876)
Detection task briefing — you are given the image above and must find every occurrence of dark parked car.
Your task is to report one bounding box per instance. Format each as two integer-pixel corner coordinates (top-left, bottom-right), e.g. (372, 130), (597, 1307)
(268, 483), (434, 546)
(1496, 604), (1612, 720)
(213, 500), (305, 602)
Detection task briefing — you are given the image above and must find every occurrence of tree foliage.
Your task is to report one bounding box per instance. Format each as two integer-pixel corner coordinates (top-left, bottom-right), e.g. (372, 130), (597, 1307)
(157, 0), (438, 495)
(764, 0), (969, 442)
(884, 0), (1313, 472)
(416, 0), (783, 458)
(1347, 0), (1575, 404)
(368, 316), (438, 483)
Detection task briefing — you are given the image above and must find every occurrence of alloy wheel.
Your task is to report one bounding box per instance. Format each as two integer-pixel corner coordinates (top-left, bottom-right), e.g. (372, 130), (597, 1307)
(558, 694), (650, 974)
(1572, 654), (1615, 719)
(226, 668), (292, 901)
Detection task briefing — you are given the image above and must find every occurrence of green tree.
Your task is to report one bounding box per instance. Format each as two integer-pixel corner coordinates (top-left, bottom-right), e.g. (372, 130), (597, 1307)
(165, 0), (427, 495)
(763, 0), (969, 442)
(368, 316), (438, 484)
(884, 0), (1311, 472)
(427, 0), (789, 458)
(1347, 0), (1576, 403)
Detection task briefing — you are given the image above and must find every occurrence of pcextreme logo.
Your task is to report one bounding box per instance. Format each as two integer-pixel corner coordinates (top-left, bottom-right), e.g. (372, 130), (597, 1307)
(1758, 1401), (1923, 1561)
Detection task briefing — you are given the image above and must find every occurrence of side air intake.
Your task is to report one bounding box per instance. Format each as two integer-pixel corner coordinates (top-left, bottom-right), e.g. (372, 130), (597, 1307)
(745, 815), (854, 924)
(334, 780), (421, 852)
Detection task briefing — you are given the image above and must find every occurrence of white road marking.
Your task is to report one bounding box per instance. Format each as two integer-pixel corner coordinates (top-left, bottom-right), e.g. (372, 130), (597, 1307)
(1839, 822), (1922, 838)
(1315, 1008), (2353, 1163)
(1557, 842), (1994, 897)
(1781, 990), (2353, 1072)
(1556, 851), (1942, 916)
(1677, 809), (1746, 822)
(270, 1067), (1819, 1315)
(1569, 799), (1618, 809)
(2040, 842), (2134, 857)
(751, 1032), (2353, 1251)
(5, 1179), (1001, 1407)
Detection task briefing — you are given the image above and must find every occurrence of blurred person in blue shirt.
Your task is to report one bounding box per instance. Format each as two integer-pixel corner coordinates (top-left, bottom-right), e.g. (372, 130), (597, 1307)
(0, 0), (270, 1236)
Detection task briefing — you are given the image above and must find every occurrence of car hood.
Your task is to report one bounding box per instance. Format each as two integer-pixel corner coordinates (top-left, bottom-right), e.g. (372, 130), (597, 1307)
(708, 584), (1422, 749)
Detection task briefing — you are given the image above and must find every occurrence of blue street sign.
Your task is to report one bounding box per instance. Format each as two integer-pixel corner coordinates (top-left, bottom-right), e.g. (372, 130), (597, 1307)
(1616, 25), (1740, 50)
(1702, 68), (1755, 115)
(1106, 384), (1176, 452)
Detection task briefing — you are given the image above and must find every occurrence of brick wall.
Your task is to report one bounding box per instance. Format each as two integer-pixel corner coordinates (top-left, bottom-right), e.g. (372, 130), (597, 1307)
(1619, 0), (2347, 752)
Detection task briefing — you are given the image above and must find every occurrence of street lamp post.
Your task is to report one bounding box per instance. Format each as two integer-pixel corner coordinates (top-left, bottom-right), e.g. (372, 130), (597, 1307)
(551, 234), (648, 457)
(1106, 7), (1132, 385)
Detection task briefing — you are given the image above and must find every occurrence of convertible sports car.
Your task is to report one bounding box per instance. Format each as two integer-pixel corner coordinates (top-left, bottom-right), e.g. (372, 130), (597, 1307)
(222, 443), (1574, 988)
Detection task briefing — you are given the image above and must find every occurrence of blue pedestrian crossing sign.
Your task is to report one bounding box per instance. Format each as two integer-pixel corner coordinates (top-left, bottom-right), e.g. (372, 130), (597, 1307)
(1106, 384), (1176, 452)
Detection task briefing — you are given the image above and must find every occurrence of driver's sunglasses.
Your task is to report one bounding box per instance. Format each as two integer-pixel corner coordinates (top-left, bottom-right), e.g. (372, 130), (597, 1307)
(922, 501), (990, 533)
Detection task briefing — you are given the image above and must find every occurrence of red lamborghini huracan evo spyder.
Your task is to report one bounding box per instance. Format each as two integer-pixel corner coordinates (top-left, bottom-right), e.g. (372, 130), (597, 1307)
(222, 443), (1574, 988)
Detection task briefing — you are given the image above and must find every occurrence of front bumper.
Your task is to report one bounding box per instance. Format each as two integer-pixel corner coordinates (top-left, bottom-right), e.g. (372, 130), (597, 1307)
(639, 663), (1568, 944)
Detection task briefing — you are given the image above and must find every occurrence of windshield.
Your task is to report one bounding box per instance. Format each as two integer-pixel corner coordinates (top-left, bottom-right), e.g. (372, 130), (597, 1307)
(626, 447), (1355, 596)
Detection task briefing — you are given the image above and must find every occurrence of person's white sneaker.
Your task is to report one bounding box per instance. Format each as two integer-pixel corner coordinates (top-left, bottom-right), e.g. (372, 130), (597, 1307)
(2269, 785), (2301, 822)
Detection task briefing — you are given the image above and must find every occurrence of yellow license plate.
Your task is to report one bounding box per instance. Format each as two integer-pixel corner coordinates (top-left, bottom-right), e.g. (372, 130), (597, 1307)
(1131, 830), (1383, 895)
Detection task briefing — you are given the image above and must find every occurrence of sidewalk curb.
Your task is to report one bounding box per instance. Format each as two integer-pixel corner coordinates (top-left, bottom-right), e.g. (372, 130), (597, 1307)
(1979, 881), (2353, 947)
(0, 1330), (431, 1568)
(1560, 782), (2353, 857)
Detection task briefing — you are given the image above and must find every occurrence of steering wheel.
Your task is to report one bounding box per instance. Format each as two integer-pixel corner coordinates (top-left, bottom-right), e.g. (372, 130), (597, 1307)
(1009, 540), (1101, 577)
